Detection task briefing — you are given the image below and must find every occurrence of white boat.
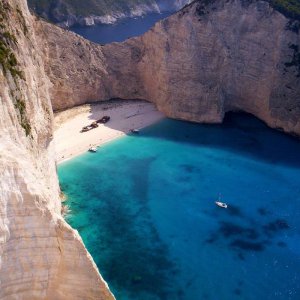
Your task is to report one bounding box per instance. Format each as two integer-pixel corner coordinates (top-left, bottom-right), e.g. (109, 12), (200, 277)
(215, 201), (228, 208)
(88, 147), (97, 152)
(215, 194), (227, 208)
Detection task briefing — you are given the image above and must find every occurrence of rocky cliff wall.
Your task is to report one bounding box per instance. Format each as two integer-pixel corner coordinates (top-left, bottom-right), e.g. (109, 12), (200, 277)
(41, 0), (300, 136)
(0, 0), (114, 298)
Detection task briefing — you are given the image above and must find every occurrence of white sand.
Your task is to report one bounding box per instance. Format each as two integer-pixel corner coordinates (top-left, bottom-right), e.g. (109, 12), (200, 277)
(54, 100), (165, 163)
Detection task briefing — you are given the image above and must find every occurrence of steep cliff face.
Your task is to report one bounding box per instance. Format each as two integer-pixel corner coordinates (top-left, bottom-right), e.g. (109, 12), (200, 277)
(0, 0), (114, 298)
(41, 0), (300, 136)
(136, 0), (300, 134)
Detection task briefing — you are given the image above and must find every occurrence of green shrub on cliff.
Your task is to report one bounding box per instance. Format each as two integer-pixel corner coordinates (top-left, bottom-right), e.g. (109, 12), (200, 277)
(269, 0), (300, 20)
(0, 2), (23, 80)
(0, 2), (30, 136)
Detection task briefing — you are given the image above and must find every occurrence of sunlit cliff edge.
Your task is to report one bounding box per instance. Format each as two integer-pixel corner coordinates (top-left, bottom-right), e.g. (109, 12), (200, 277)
(0, 0), (114, 298)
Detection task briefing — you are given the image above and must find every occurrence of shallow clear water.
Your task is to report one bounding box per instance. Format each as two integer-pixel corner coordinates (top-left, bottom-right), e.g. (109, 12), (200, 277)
(70, 12), (171, 44)
(58, 113), (300, 300)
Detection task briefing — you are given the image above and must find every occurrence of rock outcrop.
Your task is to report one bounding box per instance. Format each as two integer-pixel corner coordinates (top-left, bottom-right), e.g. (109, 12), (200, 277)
(0, 0), (114, 298)
(40, 0), (300, 136)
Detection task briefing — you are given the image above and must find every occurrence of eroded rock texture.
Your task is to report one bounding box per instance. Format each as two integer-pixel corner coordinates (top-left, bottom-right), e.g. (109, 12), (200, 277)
(41, 0), (300, 136)
(0, 0), (114, 298)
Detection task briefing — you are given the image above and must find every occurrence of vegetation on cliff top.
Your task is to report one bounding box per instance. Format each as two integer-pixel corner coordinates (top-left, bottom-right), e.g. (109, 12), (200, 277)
(0, 1), (31, 136)
(269, 0), (300, 20)
(0, 2), (24, 80)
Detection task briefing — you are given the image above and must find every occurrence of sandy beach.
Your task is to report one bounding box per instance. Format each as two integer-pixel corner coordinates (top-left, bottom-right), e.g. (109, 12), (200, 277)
(54, 100), (165, 163)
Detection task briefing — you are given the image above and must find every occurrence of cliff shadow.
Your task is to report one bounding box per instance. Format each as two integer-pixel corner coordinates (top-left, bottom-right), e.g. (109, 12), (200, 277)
(84, 100), (300, 168)
(127, 110), (300, 168)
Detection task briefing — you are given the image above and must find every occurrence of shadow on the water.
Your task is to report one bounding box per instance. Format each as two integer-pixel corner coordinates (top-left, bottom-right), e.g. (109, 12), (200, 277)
(139, 112), (300, 168)
(87, 101), (300, 168)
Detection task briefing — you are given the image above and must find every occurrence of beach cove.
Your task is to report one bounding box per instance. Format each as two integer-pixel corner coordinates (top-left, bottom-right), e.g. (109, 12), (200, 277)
(58, 113), (300, 300)
(56, 5), (300, 300)
(54, 100), (164, 163)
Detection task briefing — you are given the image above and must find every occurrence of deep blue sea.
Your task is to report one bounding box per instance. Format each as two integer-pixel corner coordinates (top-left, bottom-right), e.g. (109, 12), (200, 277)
(71, 12), (171, 44)
(58, 113), (300, 300)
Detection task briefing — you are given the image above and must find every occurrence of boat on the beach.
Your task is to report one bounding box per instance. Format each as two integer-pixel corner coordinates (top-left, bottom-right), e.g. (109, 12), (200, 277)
(97, 116), (110, 124)
(81, 126), (92, 132)
(81, 117), (109, 133)
(91, 121), (99, 128)
(131, 129), (139, 134)
(88, 147), (97, 152)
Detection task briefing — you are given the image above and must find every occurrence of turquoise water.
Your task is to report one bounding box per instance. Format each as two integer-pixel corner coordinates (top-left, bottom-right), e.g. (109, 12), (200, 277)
(58, 113), (300, 300)
(71, 12), (171, 44)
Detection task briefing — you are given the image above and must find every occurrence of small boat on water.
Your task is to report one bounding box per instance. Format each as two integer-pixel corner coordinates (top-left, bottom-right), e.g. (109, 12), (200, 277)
(215, 201), (228, 208)
(215, 194), (228, 208)
(131, 129), (139, 134)
(88, 147), (97, 152)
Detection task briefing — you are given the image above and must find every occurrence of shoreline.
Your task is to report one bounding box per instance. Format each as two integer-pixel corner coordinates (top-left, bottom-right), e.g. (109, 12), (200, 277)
(54, 100), (164, 164)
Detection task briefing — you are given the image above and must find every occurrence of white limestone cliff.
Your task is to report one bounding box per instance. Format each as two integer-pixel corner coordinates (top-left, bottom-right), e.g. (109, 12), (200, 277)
(41, 0), (300, 137)
(0, 0), (114, 298)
